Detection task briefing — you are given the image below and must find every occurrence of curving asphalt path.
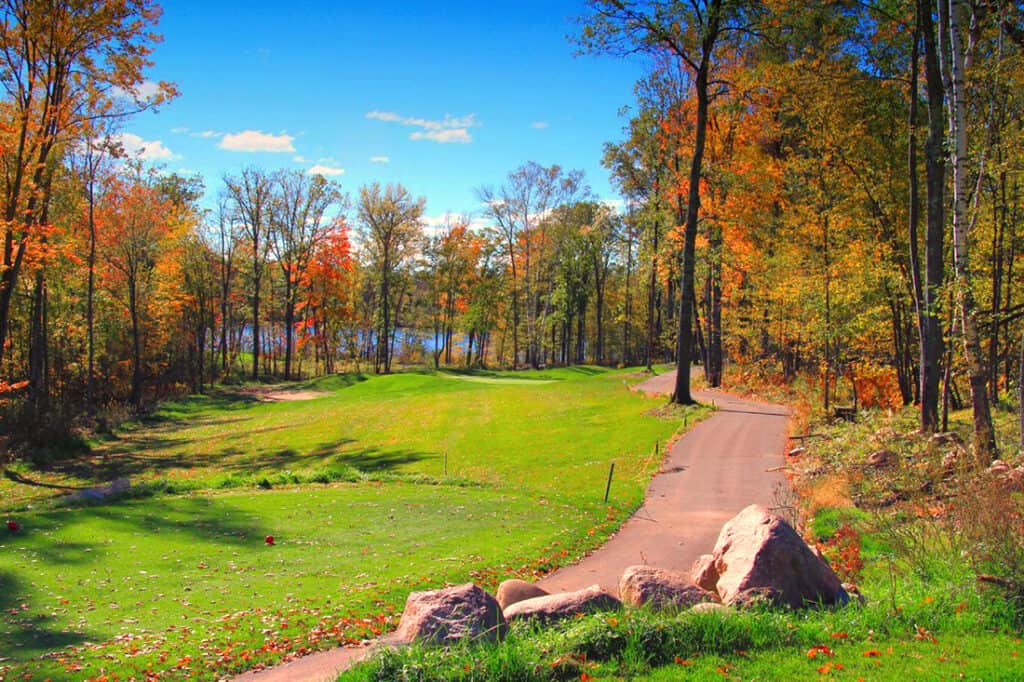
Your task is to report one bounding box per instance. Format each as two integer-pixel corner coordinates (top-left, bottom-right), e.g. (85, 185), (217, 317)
(539, 368), (790, 595)
(233, 367), (790, 681)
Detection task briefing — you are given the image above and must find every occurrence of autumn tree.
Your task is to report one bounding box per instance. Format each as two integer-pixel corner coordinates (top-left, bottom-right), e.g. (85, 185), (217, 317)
(225, 168), (273, 381)
(479, 162), (583, 368)
(357, 182), (424, 374)
(424, 216), (479, 368)
(97, 173), (175, 409)
(269, 170), (343, 379)
(579, 0), (759, 403)
(301, 220), (354, 373)
(0, 0), (173, 388)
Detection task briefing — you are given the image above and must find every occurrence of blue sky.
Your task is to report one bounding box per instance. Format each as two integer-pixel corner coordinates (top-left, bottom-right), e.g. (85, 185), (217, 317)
(119, 1), (647, 225)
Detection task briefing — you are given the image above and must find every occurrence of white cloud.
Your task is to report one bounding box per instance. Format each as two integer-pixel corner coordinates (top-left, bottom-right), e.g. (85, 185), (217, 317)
(422, 213), (490, 236)
(112, 80), (163, 102)
(293, 155), (309, 163)
(112, 132), (179, 161)
(219, 130), (295, 152)
(170, 126), (190, 134)
(370, 155), (390, 164)
(531, 121), (550, 129)
(194, 129), (222, 139)
(366, 110), (478, 144)
(409, 129), (472, 144)
(308, 164), (345, 176)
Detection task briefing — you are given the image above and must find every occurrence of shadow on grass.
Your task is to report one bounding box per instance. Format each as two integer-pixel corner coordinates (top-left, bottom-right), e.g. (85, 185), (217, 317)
(0, 493), (283, 662)
(0, 569), (95, 660)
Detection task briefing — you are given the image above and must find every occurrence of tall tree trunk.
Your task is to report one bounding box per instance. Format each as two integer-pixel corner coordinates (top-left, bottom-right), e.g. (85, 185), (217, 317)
(252, 263), (261, 381)
(645, 219), (658, 370)
(1019, 324), (1023, 450)
(708, 224), (723, 387)
(671, 4), (719, 404)
(283, 278), (294, 381)
(624, 227), (633, 365)
(28, 269), (48, 417)
(129, 279), (142, 411)
(86, 180), (97, 411)
(943, 0), (997, 463)
(916, 0), (947, 433)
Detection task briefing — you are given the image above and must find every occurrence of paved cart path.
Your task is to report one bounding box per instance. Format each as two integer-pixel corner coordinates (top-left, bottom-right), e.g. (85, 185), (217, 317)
(539, 369), (790, 595)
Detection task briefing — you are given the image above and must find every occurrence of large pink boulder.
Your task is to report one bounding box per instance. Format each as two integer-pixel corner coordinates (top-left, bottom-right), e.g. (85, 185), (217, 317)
(697, 505), (848, 609)
(393, 583), (506, 644)
(503, 584), (620, 624)
(619, 565), (717, 610)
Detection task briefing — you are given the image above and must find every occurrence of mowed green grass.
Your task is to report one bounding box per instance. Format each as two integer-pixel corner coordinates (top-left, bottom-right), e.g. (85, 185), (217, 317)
(0, 367), (695, 680)
(2, 367), (674, 510)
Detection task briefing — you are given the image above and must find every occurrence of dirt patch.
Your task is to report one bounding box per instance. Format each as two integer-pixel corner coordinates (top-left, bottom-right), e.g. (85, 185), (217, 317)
(239, 386), (328, 402)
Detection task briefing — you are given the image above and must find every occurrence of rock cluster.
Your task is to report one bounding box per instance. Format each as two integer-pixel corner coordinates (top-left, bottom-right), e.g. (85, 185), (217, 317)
(389, 505), (855, 647)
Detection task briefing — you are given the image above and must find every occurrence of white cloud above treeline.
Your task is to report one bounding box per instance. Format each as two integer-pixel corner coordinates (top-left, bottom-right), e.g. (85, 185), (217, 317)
(219, 130), (296, 152)
(370, 155), (390, 164)
(112, 132), (179, 161)
(366, 110), (477, 144)
(308, 164), (345, 176)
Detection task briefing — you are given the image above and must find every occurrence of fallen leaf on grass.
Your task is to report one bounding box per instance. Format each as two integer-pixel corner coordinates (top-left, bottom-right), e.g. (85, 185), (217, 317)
(807, 645), (834, 659)
(863, 649), (881, 658)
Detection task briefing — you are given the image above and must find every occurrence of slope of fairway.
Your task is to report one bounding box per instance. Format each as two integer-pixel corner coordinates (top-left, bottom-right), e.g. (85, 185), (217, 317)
(2, 367), (674, 510)
(0, 367), (699, 680)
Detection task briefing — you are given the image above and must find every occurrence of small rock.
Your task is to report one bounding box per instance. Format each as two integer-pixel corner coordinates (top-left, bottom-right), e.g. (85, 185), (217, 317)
(731, 587), (786, 608)
(933, 430), (962, 446)
(619, 565), (717, 611)
(503, 584), (620, 624)
(988, 459), (1011, 476)
(1004, 467), (1024, 493)
(867, 450), (895, 468)
(842, 583), (867, 606)
(691, 554), (719, 593)
(690, 602), (731, 615)
(942, 451), (959, 472)
(495, 579), (547, 610)
(393, 583), (506, 645)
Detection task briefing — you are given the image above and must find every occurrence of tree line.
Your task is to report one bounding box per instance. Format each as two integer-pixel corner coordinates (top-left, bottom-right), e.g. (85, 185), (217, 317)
(2, 0), (1023, 464)
(582, 0), (1024, 461)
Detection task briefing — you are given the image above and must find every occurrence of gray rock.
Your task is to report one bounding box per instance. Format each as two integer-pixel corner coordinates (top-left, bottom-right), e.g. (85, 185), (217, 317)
(393, 583), (506, 645)
(503, 584), (620, 624)
(619, 565), (716, 611)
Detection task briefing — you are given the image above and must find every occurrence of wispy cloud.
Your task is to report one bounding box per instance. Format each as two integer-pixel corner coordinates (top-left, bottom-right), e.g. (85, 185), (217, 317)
(112, 80), (164, 102)
(370, 155), (390, 164)
(410, 129), (472, 144)
(219, 130), (295, 153)
(308, 164), (345, 176)
(366, 110), (478, 144)
(421, 213), (490, 236)
(531, 121), (550, 129)
(112, 132), (179, 161)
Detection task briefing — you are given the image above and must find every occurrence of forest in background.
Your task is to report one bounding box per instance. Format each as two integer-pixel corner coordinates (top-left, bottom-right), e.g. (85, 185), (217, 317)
(1, 0), (1022, 464)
